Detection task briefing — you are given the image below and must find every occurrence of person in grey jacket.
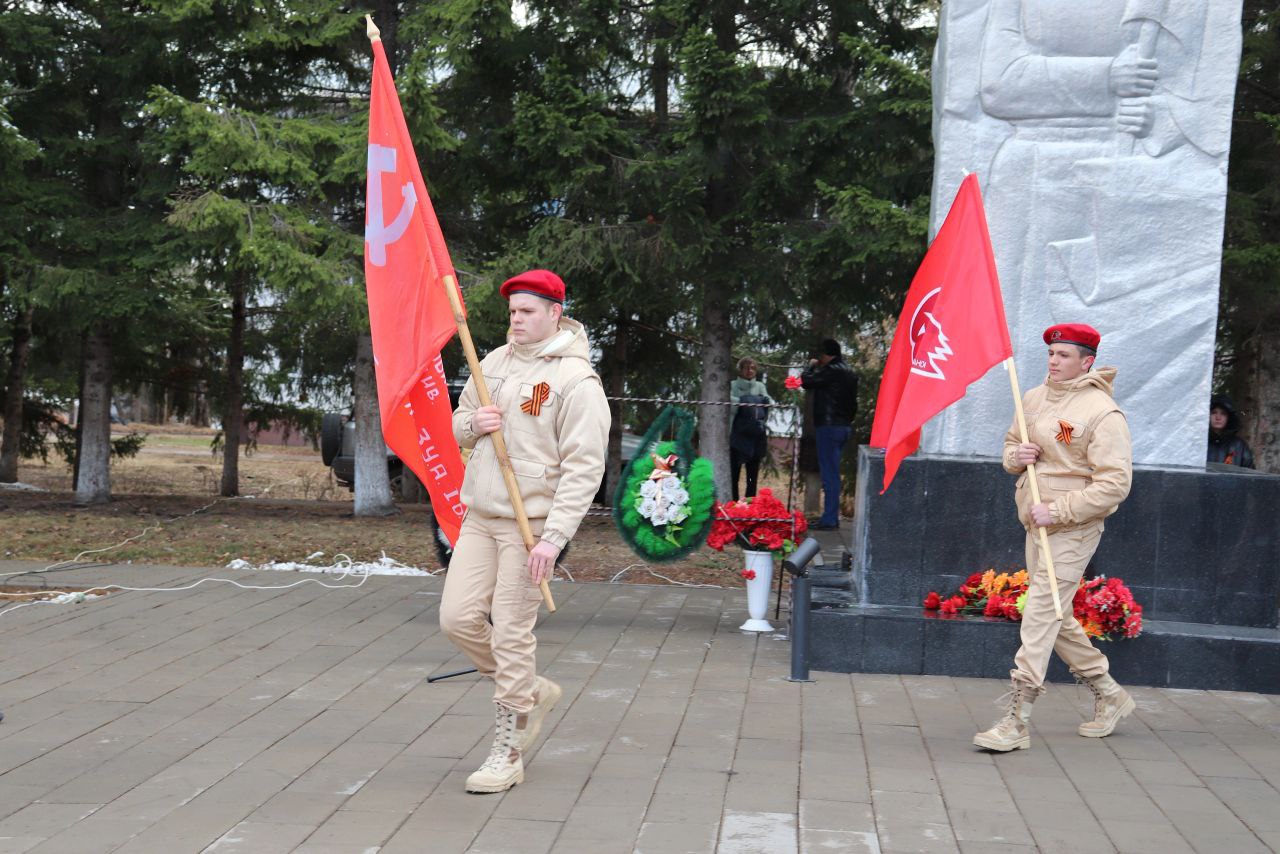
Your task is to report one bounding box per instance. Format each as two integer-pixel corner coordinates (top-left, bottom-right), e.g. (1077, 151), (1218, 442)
(729, 358), (771, 501)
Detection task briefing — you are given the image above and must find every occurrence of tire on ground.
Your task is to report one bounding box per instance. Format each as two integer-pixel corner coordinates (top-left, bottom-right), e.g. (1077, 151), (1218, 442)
(320, 413), (343, 466)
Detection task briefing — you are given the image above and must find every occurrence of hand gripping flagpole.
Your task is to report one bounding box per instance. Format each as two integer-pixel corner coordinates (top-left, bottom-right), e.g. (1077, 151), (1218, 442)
(442, 274), (556, 613)
(1005, 357), (1064, 621)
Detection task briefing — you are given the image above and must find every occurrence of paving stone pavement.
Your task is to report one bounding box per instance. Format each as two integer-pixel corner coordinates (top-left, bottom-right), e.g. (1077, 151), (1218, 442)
(0, 560), (1278, 853)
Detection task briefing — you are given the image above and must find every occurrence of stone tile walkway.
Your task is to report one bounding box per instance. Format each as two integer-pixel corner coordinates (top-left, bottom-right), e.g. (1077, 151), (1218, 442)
(0, 560), (1277, 853)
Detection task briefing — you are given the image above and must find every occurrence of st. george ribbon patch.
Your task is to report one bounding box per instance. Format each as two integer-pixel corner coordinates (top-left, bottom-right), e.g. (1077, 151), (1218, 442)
(1055, 420), (1074, 446)
(521, 382), (551, 416)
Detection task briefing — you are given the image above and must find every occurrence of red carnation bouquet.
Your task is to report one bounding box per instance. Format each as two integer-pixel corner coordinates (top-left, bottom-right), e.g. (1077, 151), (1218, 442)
(707, 488), (807, 556)
(1074, 575), (1143, 640)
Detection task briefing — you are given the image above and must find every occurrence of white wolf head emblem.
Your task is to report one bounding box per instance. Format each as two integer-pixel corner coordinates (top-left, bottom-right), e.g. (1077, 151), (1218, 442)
(909, 287), (951, 381)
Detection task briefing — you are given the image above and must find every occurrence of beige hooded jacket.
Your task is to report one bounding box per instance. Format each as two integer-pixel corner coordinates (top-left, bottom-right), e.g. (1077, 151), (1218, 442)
(1002, 367), (1132, 532)
(453, 317), (610, 550)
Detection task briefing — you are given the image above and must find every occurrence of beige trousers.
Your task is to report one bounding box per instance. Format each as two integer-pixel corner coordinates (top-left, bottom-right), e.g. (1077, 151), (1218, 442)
(439, 512), (544, 714)
(1012, 522), (1110, 689)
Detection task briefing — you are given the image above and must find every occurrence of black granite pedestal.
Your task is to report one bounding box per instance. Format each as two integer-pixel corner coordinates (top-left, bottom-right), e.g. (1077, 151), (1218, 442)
(800, 447), (1280, 693)
(807, 605), (1280, 693)
(851, 447), (1280, 629)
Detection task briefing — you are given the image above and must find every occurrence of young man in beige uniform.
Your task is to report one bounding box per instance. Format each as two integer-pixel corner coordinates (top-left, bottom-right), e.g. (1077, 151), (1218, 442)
(974, 323), (1136, 752)
(441, 269), (610, 792)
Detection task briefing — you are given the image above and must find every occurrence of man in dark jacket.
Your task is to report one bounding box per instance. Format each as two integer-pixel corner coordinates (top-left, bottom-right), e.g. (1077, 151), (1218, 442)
(800, 339), (858, 529)
(1207, 394), (1255, 469)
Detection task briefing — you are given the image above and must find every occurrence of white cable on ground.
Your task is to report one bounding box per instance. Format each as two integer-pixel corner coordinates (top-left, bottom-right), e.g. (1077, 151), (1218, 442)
(1, 478), (301, 580)
(644, 570), (725, 588)
(607, 563), (726, 588)
(0, 546), (456, 619)
(0, 476), (429, 620)
(0, 558), (372, 618)
(0, 591), (109, 617)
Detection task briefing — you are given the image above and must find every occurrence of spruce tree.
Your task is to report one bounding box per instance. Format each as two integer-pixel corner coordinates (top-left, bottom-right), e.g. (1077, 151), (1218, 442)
(1221, 1), (1280, 471)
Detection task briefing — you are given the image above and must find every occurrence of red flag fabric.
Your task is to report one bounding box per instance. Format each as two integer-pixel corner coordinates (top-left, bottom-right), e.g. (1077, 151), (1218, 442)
(869, 174), (1013, 492)
(365, 38), (466, 544)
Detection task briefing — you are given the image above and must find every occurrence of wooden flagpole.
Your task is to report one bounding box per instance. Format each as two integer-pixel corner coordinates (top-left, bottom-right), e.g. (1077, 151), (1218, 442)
(442, 274), (556, 612)
(1005, 357), (1064, 621)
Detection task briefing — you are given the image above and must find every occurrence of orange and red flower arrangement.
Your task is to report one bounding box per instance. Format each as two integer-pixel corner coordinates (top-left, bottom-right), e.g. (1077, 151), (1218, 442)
(923, 569), (1143, 640)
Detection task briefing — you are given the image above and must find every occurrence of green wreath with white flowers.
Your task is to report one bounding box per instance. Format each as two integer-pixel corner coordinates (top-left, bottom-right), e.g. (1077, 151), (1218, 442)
(613, 406), (716, 562)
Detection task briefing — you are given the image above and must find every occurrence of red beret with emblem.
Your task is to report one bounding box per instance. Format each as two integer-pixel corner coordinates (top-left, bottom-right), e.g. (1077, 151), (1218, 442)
(500, 269), (565, 304)
(1043, 323), (1100, 351)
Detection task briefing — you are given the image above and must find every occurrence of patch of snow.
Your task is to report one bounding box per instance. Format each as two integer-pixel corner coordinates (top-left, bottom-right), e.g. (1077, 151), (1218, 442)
(337, 776), (372, 795)
(0, 482), (45, 492)
(719, 811), (798, 854)
(224, 551), (436, 577)
(587, 688), (634, 702)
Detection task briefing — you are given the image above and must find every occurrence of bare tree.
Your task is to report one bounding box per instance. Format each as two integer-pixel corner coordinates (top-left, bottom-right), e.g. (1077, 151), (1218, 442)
(75, 326), (112, 504)
(353, 333), (396, 516)
(699, 285), (734, 499)
(1235, 321), (1280, 473)
(0, 302), (34, 483)
(694, 0), (743, 501)
(220, 272), (247, 496)
(604, 313), (628, 502)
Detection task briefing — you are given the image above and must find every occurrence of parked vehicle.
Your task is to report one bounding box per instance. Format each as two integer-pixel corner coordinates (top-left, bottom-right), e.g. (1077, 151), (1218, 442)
(320, 380), (466, 490)
(319, 413), (399, 490)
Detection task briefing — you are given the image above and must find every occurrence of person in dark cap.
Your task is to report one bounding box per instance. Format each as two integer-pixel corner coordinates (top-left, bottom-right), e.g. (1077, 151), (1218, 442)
(442, 269), (610, 793)
(800, 338), (858, 529)
(1207, 394), (1255, 469)
(975, 322), (1136, 753)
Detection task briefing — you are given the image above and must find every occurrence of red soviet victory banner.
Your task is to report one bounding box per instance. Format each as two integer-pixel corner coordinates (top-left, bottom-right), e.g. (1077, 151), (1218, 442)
(869, 174), (1013, 492)
(364, 33), (466, 544)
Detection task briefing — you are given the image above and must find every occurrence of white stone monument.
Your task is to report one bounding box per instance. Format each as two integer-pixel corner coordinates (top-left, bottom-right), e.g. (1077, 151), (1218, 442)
(922, 0), (1243, 467)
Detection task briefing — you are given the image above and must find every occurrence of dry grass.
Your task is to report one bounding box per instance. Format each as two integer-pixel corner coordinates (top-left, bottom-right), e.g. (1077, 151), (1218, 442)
(4, 423), (799, 589)
(0, 490), (754, 587)
(17, 424), (343, 501)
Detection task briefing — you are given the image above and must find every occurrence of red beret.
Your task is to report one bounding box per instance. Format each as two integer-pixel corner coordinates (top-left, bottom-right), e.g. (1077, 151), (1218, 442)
(500, 269), (565, 304)
(1044, 323), (1100, 351)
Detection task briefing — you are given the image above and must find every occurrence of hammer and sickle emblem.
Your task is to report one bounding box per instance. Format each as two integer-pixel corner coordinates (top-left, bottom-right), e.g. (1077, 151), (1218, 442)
(366, 144), (417, 267)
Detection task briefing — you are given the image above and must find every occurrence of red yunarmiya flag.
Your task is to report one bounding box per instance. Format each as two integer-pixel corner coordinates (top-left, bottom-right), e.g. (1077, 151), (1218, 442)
(364, 36), (465, 544)
(869, 174), (1013, 492)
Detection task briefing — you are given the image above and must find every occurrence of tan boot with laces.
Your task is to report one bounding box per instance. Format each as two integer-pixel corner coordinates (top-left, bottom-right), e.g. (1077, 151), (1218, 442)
(1075, 671), (1135, 737)
(466, 705), (523, 794)
(973, 680), (1038, 752)
(515, 675), (562, 752)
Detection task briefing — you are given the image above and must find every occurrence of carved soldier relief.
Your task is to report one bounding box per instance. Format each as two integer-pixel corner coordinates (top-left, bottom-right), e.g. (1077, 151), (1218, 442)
(922, 0), (1243, 467)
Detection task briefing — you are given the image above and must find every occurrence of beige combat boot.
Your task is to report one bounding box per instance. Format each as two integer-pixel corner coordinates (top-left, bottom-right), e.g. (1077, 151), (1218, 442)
(466, 705), (523, 794)
(973, 680), (1038, 752)
(1075, 671), (1135, 738)
(515, 675), (562, 752)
